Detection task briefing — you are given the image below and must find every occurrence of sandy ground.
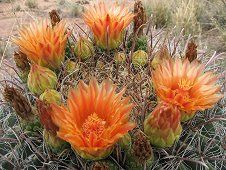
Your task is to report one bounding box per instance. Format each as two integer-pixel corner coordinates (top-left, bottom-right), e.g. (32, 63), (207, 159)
(0, 0), (85, 38)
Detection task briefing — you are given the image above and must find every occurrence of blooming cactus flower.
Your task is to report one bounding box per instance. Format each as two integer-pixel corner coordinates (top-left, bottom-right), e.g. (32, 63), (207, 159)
(50, 78), (135, 160)
(152, 58), (223, 122)
(27, 64), (57, 96)
(83, 2), (134, 49)
(144, 102), (182, 148)
(13, 20), (68, 70)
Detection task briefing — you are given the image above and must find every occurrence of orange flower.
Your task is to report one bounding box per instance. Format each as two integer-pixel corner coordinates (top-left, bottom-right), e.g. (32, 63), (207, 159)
(50, 78), (135, 160)
(83, 2), (134, 49)
(152, 58), (223, 121)
(13, 20), (68, 70)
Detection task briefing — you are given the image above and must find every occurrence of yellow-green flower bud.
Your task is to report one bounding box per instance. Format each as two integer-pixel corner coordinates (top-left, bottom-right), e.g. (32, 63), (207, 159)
(132, 50), (148, 68)
(39, 89), (61, 105)
(180, 110), (196, 122)
(118, 133), (131, 150)
(43, 129), (69, 153)
(65, 60), (79, 74)
(27, 64), (57, 96)
(114, 52), (126, 64)
(74, 36), (94, 60)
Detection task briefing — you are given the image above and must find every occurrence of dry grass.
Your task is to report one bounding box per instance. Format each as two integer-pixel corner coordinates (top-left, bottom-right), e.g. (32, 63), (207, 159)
(143, 0), (201, 35)
(0, 39), (12, 59)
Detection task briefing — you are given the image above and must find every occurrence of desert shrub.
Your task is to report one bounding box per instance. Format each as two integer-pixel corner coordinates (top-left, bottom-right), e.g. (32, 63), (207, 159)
(144, 0), (225, 37)
(171, 0), (201, 36)
(143, 0), (172, 28)
(196, 0), (226, 30)
(212, 19), (226, 51)
(25, 0), (38, 9)
(69, 3), (83, 17)
(12, 4), (21, 12)
(0, 0), (15, 2)
(194, 0), (226, 51)
(57, 0), (66, 5)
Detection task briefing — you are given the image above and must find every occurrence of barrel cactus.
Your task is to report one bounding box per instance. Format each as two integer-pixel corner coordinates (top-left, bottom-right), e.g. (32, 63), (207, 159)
(0, 1), (224, 170)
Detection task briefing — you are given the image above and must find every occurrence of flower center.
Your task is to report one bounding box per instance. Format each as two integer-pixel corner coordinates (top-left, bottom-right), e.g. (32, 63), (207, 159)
(178, 78), (192, 91)
(82, 113), (106, 138)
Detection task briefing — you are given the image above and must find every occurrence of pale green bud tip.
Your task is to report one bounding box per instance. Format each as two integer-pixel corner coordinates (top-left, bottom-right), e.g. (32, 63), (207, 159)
(39, 89), (61, 105)
(132, 50), (148, 68)
(74, 36), (94, 60)
(27, 64), (57, 96)
(114, 52), (126, 64)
